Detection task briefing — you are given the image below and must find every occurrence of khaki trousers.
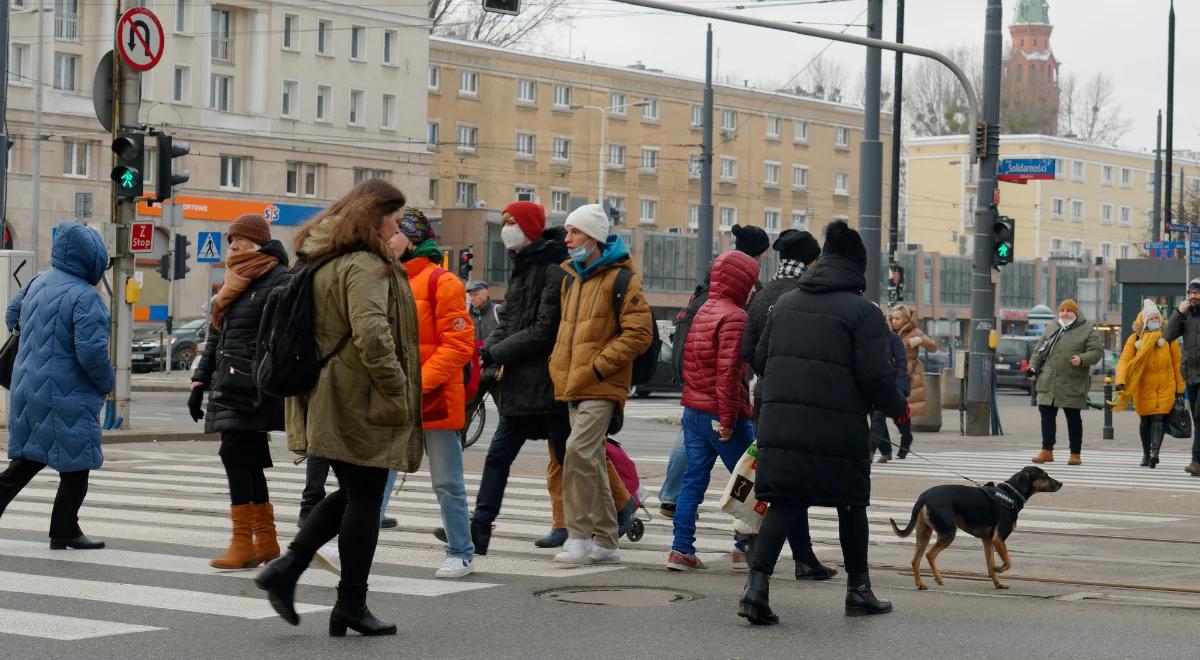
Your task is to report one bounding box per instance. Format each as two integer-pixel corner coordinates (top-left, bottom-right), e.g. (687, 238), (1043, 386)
(563, 400), (619, 548)
(547, 442), (630, 530)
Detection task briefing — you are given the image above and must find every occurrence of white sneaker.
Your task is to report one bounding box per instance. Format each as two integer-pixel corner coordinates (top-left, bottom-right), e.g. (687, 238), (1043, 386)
(554, 538), (595, 564)
(314, 544), (341, 576)
(590, 545), (621, 564)
(435, 557), (474, 579)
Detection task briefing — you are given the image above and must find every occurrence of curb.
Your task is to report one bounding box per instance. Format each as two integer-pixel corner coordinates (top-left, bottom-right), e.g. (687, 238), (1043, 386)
(1, 429), (216, 445)
(132, 384), (192, 393)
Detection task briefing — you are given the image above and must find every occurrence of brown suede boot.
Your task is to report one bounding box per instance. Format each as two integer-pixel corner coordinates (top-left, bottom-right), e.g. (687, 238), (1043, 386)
(1031, 449), (1054, 464)
(1067, 453), (1082, 466)
(1185, 461), (1200, 476)
(211, 504), (259, 569)
(253, 503), (281, 565)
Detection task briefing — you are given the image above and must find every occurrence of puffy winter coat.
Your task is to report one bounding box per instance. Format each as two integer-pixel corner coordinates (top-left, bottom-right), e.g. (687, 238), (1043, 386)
(192, 240), (289, 434)
(1116, 317), (1184, 417)
(284, 219), (424, 472)
(897, 326), (937, 416)
(550, 235), (654, 405)
(405, 254), (475, 430)
(742, 274), (803, 410)
(682, 251), (759, 429)
(485, 228), (568, 417)
(752, 255), (907, 507)
(6, 222), (113, 472)
(1164, 307), (1200, 383)
(1029, 314), (1103, 410)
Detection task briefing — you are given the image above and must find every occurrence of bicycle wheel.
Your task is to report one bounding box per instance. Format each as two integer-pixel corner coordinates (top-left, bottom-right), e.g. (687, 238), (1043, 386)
(462, 394), (487, 449)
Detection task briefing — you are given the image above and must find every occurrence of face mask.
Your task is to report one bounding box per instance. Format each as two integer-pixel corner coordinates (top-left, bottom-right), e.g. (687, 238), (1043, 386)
(501, 224), (530, 252)
(1147, 320), (1162, 331)
(1059, 315), (1075, 327)
(569, 243), (594, 263)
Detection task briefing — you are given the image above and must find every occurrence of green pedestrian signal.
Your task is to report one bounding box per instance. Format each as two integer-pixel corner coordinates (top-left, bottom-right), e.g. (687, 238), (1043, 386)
(997, 243), (1009, 258)
(120, 170), (135, 188)
(992, 215), (1015, 268)
(110, 130), (145, 200)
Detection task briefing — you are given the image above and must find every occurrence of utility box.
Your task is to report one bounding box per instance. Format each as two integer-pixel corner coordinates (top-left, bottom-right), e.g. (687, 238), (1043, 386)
(0, 251), (37, 427)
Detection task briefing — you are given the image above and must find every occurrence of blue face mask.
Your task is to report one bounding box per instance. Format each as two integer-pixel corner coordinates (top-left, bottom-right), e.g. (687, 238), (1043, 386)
(1147, 320), (1162, 331)
(569, 243), (594, 263)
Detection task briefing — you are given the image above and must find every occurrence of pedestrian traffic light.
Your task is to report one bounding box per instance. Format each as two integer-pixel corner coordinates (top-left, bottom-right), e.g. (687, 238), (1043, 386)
(993, 215), (1015, 267)
(458, 245), (474, 280)
(158, 254), (172, 281)
(110, 129), (145, 200)
(173, 234), (191, 280)
(482, 0), (521, 16)
(154, 133), (190, 204)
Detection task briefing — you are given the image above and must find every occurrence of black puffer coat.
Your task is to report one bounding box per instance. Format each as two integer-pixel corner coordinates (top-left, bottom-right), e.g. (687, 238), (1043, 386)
(752, 255), (908, 507)
(485, 227), (569, 417)
(742, 274), (803, 413)
(192, 240), (290, 434)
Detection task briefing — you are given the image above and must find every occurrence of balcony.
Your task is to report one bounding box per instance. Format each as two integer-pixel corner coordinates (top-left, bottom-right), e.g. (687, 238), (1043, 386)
(54, 12), (79, 41)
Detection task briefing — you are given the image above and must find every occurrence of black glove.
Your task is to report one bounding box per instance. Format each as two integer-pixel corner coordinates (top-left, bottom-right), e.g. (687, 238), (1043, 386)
(188, 387), (205, 422)
(480, 347), (495, 368)
(1025, 368), (1037, 378)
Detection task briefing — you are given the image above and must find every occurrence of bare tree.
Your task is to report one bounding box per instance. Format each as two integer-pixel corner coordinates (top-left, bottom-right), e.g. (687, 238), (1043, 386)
(902, 45), (982, 137)
(799, 54), (849, 103)
(431, 1), (576, 49)
(1057, 72), (1133, 146)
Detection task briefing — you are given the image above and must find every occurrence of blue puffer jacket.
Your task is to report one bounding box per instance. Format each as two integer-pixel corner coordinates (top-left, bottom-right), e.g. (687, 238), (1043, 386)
(6, 222), (113, 472)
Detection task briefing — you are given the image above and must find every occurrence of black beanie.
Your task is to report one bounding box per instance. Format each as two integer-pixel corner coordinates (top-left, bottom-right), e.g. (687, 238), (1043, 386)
(821, 220), (867, 271)
(732, 224), (770, 259)
(773, 229), (821, 265)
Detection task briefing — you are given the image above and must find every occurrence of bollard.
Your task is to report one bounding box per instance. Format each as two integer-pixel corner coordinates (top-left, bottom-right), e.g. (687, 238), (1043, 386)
(1102, 376), (1114, 440)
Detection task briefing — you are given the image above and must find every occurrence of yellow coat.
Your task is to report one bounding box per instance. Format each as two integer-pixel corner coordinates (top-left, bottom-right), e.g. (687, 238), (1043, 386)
(1115, 331), (1184, 417)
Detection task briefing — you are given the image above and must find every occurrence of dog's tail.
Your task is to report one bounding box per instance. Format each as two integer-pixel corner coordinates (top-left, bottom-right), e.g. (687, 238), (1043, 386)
(889, 501), (920, 538)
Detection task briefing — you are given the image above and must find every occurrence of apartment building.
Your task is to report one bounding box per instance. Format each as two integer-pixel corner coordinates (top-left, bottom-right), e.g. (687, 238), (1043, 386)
(4, 0), (430, 318)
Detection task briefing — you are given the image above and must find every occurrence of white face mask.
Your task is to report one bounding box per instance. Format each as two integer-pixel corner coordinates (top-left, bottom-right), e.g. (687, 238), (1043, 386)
(501, 224), (530, 252)
(1059, 315), (1075, 328)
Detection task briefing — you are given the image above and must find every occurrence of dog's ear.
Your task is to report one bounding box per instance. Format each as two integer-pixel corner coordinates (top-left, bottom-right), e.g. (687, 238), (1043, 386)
(1013, 467), (1034, 492)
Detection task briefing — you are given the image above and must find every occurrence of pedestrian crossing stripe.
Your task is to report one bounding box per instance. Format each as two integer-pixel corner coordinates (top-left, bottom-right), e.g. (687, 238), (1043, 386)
(0, 608), (162, 641)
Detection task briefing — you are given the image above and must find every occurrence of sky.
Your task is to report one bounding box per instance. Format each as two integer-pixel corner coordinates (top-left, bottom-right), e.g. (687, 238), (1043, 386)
(536, 0), (1198, 154)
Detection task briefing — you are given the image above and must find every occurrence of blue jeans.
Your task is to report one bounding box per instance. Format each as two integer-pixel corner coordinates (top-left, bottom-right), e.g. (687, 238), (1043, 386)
(380, 429), (474, 561)
(658, 429), (687, 505)
(672, 407), (755, 556)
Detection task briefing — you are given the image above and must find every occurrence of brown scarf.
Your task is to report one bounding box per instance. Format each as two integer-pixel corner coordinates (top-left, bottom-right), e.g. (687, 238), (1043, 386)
(210, 250), (280, 330)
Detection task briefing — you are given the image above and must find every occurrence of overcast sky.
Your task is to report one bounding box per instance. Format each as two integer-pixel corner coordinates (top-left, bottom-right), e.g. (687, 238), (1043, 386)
(539, 0), (1197, 153)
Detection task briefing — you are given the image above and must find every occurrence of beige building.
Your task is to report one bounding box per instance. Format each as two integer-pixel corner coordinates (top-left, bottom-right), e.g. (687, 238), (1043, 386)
(5, 1), (430, 318)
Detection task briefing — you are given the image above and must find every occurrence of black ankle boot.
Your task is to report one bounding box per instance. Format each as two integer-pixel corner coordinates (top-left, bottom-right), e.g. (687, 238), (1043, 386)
(254, 551), (306, 625)
(329, 582), (396, 637)
(1140, 454), (1150, 467)
(897, 448), (909, 459)
(845, 574), (893, 616)
(1149, 451), (1160, 468)
(471, 519), (492, 556)
(795, 559), (838, 581)
(738, 570), (779, 625)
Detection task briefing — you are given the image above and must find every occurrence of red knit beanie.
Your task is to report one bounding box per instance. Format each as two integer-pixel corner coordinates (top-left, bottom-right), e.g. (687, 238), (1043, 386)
(503, 201), (546, 242)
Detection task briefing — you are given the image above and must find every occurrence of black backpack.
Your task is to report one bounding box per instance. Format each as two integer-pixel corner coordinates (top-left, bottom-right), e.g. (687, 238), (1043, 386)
(254, 254), (351, 398)
(670, 283), (709, 385)
(565, 268), (661, 387)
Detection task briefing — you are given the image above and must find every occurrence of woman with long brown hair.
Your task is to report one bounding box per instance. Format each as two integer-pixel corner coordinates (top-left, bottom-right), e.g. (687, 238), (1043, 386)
(888, 304), (936, 458)
(255, 179), (423, 637)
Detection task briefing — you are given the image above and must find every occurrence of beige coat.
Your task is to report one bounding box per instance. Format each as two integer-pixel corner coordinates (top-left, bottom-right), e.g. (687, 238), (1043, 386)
(897, 324), (938, 417)
(285, 222), (424, 473)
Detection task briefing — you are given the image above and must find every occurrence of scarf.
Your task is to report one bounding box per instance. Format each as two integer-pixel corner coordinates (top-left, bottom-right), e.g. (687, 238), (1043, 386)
(210, 250), (280, 330)
(1109, 328), (1166, 411)
(403, 238), (444, 263)
(775, 258), (805, 280)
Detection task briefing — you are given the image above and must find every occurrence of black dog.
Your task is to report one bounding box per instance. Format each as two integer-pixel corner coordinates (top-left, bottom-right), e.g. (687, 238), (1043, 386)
(890, 466), (1062, 590)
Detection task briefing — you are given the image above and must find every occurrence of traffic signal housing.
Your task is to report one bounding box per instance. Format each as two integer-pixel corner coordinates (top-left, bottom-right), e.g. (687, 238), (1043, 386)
(158, 254), (171, 281)
(482, 0), (520, 16)
(993, 215), (1015, 268)
(458, 245), (474, 280)
(111, 130), (145, 200)
(154, 133), (191, 203)
(173, 234), (191, 280)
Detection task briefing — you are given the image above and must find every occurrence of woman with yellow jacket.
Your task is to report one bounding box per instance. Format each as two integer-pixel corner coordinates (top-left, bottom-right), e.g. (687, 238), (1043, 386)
(1113, 299), (1185, 469)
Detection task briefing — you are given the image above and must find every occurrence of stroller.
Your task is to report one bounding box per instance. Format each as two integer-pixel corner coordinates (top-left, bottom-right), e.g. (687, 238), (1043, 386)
(606, 438), (651, 542)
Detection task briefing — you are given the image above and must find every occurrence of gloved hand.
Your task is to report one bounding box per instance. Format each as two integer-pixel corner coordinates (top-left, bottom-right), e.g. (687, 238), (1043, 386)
(895, 404), (912, 425)
(188, 386), (205, 422)
(1025, 368), (1037, 378)
(480, 347), (495, 368)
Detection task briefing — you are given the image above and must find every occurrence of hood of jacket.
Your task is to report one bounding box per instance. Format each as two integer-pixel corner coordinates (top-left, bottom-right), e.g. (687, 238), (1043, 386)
(257, 239), (291, 269)
(572, 234), (630, 281)
(708, 251), (759, 304)
(51, 221), (108, 285)
(404, 238), (443, 263)
(797, 255), (866, 295)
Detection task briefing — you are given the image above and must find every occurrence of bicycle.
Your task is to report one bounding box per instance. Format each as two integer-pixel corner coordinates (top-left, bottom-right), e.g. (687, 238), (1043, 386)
(462, 391), (489, 449)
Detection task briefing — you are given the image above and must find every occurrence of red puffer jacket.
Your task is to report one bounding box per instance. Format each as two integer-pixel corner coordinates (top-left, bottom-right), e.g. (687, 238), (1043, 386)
(681, 250), (760, 428)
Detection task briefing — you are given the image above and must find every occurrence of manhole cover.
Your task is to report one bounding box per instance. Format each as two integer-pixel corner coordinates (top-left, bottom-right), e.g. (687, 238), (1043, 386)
(537, 587), (697, 607)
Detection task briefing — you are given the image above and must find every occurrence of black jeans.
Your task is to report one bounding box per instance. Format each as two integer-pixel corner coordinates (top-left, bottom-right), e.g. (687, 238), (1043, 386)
(473, 413), (570, 525)
(896, 420), (914, 452)
(291, 460), (389, 587)
(0, 459), (90, 539)
(752, 501), (868, 580)
(1139, 414), (1167, 456)
(299, 457), (332, 522)
(1039, 404), (1083, 453)
(1186, 384), (1200, 462)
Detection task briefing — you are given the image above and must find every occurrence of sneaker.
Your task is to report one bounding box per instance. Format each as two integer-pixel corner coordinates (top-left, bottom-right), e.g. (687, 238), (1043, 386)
(554, 538), (594, 564)
(435, 557), (474, 579)
(313, 544), (341, 577)
(590, 545), (621, 564)
(666, 550), (706, 572)
(731, 547), (749, 571)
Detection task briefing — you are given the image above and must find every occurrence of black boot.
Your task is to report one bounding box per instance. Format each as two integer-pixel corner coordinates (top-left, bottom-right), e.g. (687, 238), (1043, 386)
(737, 570), (779, 625)
(795, 559), (838, 581)
(1150, 419), (1165, 469)
(329, 582), (396, 637)
(845, 574), (892, 616)
(49, 534), (105, 550)
(471, 519), (492, 556)
(896, 448), (909, 459)
(1140, 454), (1150, 467)
(254, 551), (307, 625)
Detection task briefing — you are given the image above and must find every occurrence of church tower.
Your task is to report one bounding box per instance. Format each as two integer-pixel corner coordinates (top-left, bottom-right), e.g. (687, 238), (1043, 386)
(1002, 0), (1060, 135)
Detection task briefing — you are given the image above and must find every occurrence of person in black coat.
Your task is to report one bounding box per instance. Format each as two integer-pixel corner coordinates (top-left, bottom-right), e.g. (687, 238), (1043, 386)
(738, 221), (910, 626)
(189, 214), (290, 570)
(871, 304), (911, 463)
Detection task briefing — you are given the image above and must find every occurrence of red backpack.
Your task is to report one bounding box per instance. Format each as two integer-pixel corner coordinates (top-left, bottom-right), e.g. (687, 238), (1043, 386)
(427, 268), (483, 401)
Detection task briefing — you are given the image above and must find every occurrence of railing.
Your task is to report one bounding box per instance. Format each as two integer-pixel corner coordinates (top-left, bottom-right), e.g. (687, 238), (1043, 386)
(54, 12), (79, 41)
(212, 37), (231, 62)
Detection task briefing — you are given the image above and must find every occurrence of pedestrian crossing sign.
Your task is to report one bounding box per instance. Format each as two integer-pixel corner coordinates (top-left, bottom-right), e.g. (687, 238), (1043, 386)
(197, 231), (223, 263)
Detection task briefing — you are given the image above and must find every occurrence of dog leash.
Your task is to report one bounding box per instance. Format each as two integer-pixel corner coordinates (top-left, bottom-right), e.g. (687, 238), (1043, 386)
(884, 439), (987, 488)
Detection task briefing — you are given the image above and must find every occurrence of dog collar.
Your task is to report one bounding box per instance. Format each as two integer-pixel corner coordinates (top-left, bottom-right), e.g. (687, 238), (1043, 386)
(999, 482), (1028, 505)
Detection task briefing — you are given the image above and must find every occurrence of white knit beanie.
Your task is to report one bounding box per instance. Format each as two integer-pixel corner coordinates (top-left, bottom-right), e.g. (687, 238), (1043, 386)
(1142, 298), (1161, 323)
(565, 204), (611, 243)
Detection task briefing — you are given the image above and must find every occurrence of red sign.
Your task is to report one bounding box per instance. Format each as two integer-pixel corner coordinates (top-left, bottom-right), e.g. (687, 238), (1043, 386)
(130, 222), (155, 253)
(117, 8), (165, 72)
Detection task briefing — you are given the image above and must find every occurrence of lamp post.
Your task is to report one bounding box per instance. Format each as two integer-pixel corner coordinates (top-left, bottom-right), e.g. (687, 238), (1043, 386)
(572, 101), (652, 203)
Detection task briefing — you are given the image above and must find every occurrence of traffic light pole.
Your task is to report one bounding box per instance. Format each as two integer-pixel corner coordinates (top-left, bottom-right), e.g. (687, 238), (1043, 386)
(164, 201), (176, 374)
(110, 37), (141, 430)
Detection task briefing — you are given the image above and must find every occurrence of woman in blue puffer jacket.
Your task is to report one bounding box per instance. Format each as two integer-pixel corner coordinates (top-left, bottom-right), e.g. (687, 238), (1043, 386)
(0, 221), (114, 549)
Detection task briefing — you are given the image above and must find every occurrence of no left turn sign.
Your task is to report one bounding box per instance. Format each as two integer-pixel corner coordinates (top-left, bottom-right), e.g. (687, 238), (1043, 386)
(117, 8), (164, 72)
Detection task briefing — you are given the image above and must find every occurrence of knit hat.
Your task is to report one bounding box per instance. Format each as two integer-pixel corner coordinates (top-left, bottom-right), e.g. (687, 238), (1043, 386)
(1058, 299), (1079, 315)
(1189, 278), (1200, 293)
(773, 229), (821, 264)
(503, 201), (547, 242)
(1142, 298), (1162, 322)
(398, 207), (435, 243)
(228, 213), (271, 246)
(564, 204), (611, 243)
(821, 220), (867, 271)
(731, 224), (770, 259)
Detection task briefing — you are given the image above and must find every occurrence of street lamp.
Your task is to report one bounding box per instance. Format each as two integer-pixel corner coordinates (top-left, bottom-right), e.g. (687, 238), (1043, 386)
(571, 101), (652, 203)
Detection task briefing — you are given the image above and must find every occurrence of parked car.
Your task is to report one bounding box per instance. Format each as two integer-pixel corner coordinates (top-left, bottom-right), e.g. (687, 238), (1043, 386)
(996, 336), (1039, 391)
(632, 329), (682, 399)
(131, 318), (208, 372)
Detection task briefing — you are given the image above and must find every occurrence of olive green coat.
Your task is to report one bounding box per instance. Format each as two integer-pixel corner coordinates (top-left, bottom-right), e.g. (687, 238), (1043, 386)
(285, 222), (424, 472)
(1029, 314), (1103, 410)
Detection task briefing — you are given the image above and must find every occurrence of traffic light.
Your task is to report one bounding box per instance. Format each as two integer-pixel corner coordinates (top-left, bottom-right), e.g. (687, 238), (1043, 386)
(110, 129), (145, 200)
(482, 0), (520, 15)
(158, 254), (172, 281)
(154, 133), (191, 203)
(458, 245), (474, 280)
(173, 234), (191, 280)
(993, 215), (1015, 267)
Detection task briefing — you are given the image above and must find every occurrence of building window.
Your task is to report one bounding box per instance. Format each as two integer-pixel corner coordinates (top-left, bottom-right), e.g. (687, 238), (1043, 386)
(792, 165), (809, 190)
(52, 52), (78, 90)
(688, 204), (699, 230)
(516, 133), (536, 159)
(459, 70), (479, 96)
(1120, 205), (1132, 227)
(353, 168), (390, 185)
(54, 0), (79, 40)
(317, 19), (333, 56)
(641, 147), (659, 173)
(383, 30), (398, 65)
(610, 93), (627, 116)
(427, 121), (439, 147)
(280, 80), (298, 118)
(691, 105), (703, 128)
(1050, 197), (1065, 219)
(172, 65), (190, 103)
(286, 162), (318, 197)
(719, 207), (736, 231)
(552, 137), (571, 162)
(764, 210), (780, 232)
(428, 65), (440, 91)
(348, 89), (365, 126)
(835, 127), (850, 148)
(282, 13), (299, 49)
(794, 120), (809, 143)
(608, 145), (626, 168)
(1050, 237), (1064, 254)
(350, 26), (365, 61)
(517, 79), (537, 104)
(689, 154), (702, 178)
(176, 0), (191, 33)
(1119, 244), (1131, 260)
(553, 84), (572, 108)
(1072, 160), (1084, 182)
(456, 181), (478, 207)
(1070, 239), (1084, 258)
(551, 190), (570, 212)
(719, 157), (737, 180)
(767, 116), (782, 139)
(834, 171), (850, 195)
(381, 94), (397, 129)
(428, 178), (438, 205)
(143, 146), (155, 184)
(209, 74), (232, 111)
(1120, 167), (1131, 188)
(211, 9), (231, 62)
(286, 162), (299, 194)
(62, 140), (89, 177)
(764, 162), (781, 187)
(9, 43), (30, 85)
(721, 110), (737, 132)
(640, 199), (657, 224)
(516, 186), (537, 201)
(1070, 199), (1083, 222)
(457, 125), (478, 152)
(1054, 158), (1065, 179)
(1100, 242), (1113, 263)
(1101, 165), (1114, 186)
(1100, 203), (1114, 225)
(316, 85), (331, 122)
(220, 156), (243, 190)
(791, 210), (808, 230)
(605, 196), (625, 217)
(642, 98), (660, 121)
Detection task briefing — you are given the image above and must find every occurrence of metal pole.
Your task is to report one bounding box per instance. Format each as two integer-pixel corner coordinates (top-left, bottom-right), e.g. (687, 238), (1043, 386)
(1164, 1), (1175, 226)
(598, 107), (607, 202)
(0, 3), (9, 231)
(888, 0), (904, 266)
(1103, 376), (1114, 440)
(859, 0), (883, 302)
(32, 0), (45, 271)
(965, 0), (1003, 436)
(164, 202), (176, 374)
(1153, 110), (1163, 242)
(696, 24), (715, 286)
(112, 10), (140, 430)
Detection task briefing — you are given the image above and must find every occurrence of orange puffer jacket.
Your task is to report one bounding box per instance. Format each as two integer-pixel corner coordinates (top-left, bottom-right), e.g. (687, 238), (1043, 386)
(404, 256), (475, 430)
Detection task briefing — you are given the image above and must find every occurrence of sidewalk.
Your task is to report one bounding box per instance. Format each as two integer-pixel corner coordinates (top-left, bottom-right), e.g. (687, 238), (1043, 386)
(132, 371), (193, 392)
